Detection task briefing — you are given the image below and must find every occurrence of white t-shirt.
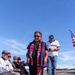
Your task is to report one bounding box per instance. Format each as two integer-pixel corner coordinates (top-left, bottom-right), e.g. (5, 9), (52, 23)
(0, 57), (13, 73)
(46, 40), (60, 56)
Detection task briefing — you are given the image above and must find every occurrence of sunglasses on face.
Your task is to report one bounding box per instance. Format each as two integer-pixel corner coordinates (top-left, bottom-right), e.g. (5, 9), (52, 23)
(8, 56), (11, 58)
(34, 35), (40, 37)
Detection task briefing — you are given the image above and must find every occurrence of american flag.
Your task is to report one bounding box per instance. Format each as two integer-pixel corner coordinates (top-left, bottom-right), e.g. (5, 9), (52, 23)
(69, 30), (75, 47)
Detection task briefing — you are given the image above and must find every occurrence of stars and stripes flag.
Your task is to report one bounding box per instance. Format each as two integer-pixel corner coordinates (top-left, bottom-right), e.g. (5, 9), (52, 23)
(69, 30), (75, 47)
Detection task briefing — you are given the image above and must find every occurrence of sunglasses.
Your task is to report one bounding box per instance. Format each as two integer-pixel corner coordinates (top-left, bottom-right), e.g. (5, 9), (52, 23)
(34, 35), (40, 37)
(8, 56), (11, 58)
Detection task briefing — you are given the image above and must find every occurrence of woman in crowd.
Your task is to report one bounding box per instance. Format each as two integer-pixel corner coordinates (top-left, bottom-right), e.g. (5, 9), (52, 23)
(26, 31), (48, 75)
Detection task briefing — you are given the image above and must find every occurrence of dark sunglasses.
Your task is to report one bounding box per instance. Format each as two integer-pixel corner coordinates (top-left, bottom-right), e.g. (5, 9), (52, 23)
(8, 56), (11, 58)
(34, 35), (40, 37)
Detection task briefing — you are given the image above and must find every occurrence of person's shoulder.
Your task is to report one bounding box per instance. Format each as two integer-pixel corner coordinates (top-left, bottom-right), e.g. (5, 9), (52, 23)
(0, 57), (4, 61)
(42, 41), (46, 44)
(28, 41), (34, 45)
(11, 62), (16, 68)
(42, 41), (45, 43)
(27, 41), (33, 47)
(0, 58), (4, 63)
(11, 62), (15, 66)
(0, 57), (2, 60)
(55, 40), (60, 45)
(55, 40), (59, 42)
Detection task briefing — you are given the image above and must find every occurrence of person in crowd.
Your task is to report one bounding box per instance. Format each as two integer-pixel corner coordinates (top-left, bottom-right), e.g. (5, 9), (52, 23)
(26, 31), (48, 75)
(12, 56), (29, 75)
(0, 50), (13, 73)
(12, 56), (20, 69)
(17, 57), (29, 75)
(0, 50), (20, 75)
(7, 52), (11, 62)
(17, 57), (22, 68)
(46, 35), (60, 75)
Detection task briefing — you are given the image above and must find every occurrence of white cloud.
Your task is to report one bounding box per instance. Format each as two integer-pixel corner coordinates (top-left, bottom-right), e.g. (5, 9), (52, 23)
(57, 64), (75, 69)
(59, 50), (75, 61)
(0, 38), (27, 56)
(10, 50), (27, 56)
(0, 38), (26, 49)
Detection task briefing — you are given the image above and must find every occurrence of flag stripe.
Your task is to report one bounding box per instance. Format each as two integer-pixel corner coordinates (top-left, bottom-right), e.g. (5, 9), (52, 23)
(69, 30), (75, 47)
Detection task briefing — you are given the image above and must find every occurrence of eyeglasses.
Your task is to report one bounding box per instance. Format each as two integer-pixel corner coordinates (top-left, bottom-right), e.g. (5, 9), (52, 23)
(34, 35), (40, 37)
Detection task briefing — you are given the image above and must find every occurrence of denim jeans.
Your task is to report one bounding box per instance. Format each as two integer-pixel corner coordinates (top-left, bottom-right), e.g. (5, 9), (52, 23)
(47, 56), (58, 75)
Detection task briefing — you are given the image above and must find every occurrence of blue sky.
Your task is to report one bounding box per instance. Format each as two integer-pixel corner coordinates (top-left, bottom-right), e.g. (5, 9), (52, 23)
(0, 0), (75, 69)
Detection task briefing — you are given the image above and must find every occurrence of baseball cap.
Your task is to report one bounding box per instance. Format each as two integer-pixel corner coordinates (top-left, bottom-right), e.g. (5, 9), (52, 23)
(13, 56), (18, 60)
(49, 35), (54, 40)
(2, 50), (8, 55)
(17, 57), (21, 60)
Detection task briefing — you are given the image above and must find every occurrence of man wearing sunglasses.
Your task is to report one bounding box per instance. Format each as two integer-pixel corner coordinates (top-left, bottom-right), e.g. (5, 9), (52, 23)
(0, 50), (20, 75)
(46, 35), (60, 75)
(7, 52), (11, 62)
(0, 50), (16, 75)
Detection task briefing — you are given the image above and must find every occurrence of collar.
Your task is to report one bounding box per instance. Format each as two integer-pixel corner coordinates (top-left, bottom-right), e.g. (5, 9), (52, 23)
(49, 39), (55, 43)
(1, 57), (7, 60)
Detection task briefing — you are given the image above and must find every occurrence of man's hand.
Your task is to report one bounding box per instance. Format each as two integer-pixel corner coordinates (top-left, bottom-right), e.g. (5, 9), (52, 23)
(9, 69), (13, 73)
(49, 48), (55, 52)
